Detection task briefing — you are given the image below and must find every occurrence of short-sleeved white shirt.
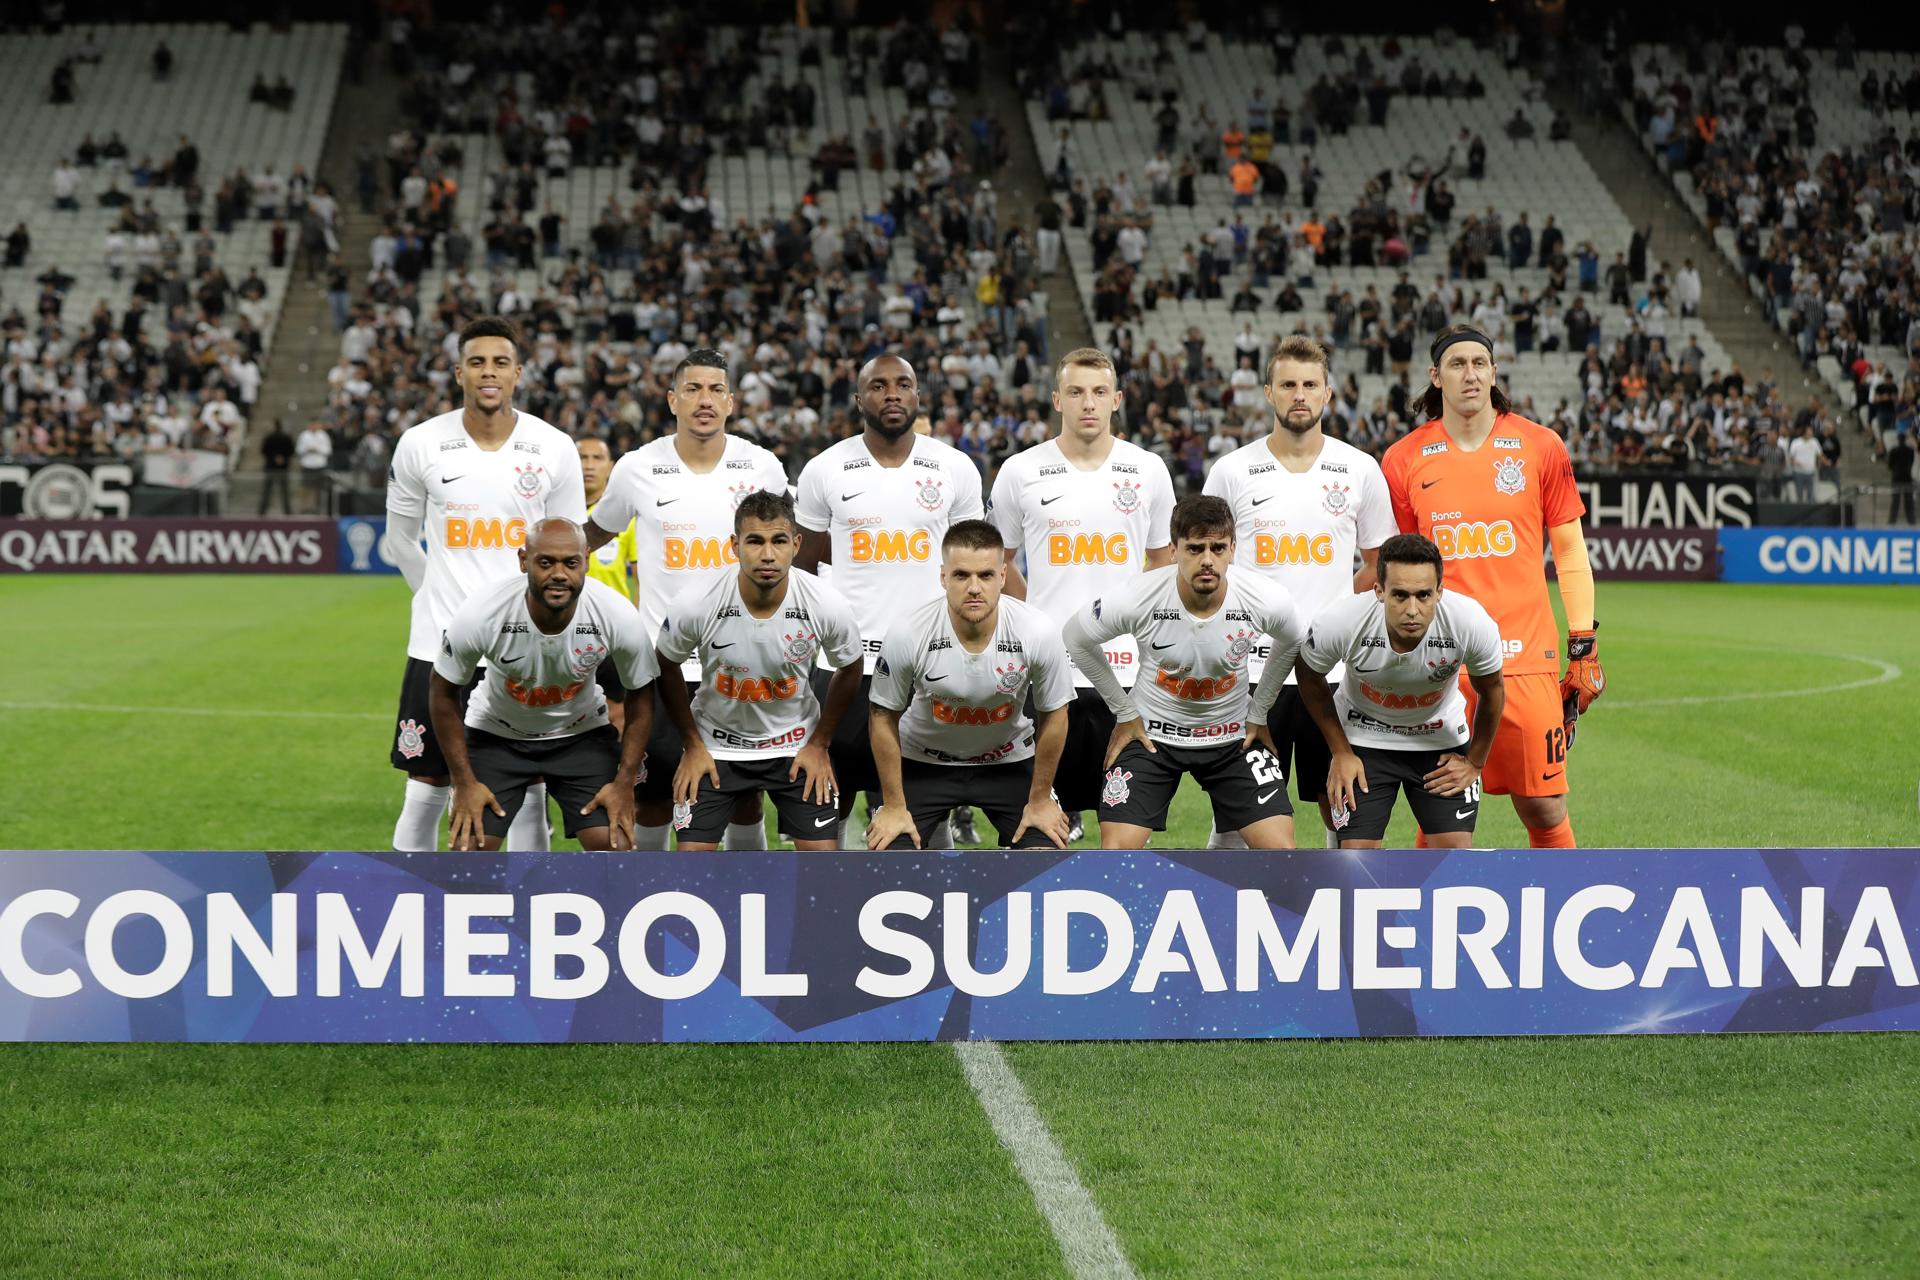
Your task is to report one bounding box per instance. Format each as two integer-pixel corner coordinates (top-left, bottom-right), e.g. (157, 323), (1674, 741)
(1064, 566), (1306, 746)
(1299, 590), (1504, 750)
(870, 596), (1075, 765)
(990, 436), (1175, 688)
(588, 433), (790, 675)
(435, 576), (657, 740)
(1202, 434), (1395, 683)
(387, 409), (588, 660)
(655, 569), (864, 759)
(795, 432), (985, 670)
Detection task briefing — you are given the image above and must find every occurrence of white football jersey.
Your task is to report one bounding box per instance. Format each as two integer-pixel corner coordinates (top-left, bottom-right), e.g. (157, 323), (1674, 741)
(589, 433), (790, 675)
(388, 409), (588, 660)
(1300, 590), (1504, 750)
(435, 576), (658, 741)
(870, 596), (1076, 766)
(655, 569), (864, 759)
(794, 432), (985, 670)
(1064, 566), (1305, 746)
(1203, 434), (1395, 684)
(990, 436), (1175, 689)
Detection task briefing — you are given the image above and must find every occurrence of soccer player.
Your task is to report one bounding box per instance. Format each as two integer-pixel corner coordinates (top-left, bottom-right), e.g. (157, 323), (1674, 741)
(991, 346), (1175, 843)
(383, 316), (587, 852)
(1205, 334), (1396, 848)
(866, 520), (1076, 850)
(1294, 533), (1506, 848)
(1381, 325), (1605, 848)
(1063, 496), (1307, 849)
(795, 354), (985, 845)
(655, 492), (865, 851)
(583, 350), (790, 851)
(430, 519), (656, 852)
(578, 435), (637, 730)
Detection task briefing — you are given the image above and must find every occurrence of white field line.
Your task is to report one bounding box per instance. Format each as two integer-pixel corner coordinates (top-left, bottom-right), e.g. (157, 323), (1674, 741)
(1605, 653), (1902, 709)
(954, 1040), (1139, 1280)
(0, 700), (386, 722)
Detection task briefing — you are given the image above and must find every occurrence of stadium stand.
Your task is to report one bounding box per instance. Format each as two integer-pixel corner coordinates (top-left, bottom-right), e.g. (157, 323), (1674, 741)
(315, 15), (1053, 490)
(1619, 38), (1920, 476)
(0, 22), (346, 477)
(1014, 28), (1811, 488)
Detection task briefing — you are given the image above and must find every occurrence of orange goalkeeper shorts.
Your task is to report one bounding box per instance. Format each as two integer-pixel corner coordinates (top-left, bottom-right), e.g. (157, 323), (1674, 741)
(1462, 671), (1570, 798)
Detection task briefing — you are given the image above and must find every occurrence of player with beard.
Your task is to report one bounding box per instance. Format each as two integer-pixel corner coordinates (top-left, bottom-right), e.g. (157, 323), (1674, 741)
(795, 354), (985, 847)
(430, 519), (656, 852)
(584, 350), (789, 851)
(990, 347), (1175, 844)
(383, 316), (587, 852)
(1203, 335), (1395, 849)
(1381, 324), (1601, 848)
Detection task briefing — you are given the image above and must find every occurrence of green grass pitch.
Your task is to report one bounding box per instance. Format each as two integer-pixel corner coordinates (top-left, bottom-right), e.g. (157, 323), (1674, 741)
(1, 576), (1916, 1275)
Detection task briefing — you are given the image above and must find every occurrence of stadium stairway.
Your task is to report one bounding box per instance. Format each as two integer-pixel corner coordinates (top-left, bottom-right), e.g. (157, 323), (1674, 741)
(249, 49), (402, 478)
(979, 41), (1094, 356)
(1557, 88), (1875, 493)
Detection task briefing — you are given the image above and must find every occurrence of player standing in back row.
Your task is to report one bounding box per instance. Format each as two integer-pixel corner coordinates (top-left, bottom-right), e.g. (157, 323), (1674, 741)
(1205, 335), (1396, 848)
(1380, 325), (1605, 848)
(584, 350), (790, 852)
(795, 354), (984, 846)
(1064, 496), (1308, 850)
(991, 346), (1175, 844)
(383, 316), (587, 852)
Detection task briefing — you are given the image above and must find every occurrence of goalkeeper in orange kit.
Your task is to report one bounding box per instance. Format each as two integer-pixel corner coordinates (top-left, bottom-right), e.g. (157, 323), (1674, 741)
(1380, 325), (1606, 847)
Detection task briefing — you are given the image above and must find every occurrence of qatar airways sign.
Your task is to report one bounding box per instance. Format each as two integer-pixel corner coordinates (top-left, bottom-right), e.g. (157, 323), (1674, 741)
(0, 520), (337, 574)
(2, 849), (1912, 1041)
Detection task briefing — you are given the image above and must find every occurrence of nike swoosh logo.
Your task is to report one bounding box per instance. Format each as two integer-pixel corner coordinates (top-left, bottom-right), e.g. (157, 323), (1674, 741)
(1541, 770), (1562, 781)
(1040, 495), (1062, 505)
(841, 492), (863, 501)
(711, 642), (734, 649)
(441, 475), (464, 484)
(924, 674), (947, 682)
(1257, 788), (1279, 804)
(656, 499), (677, 506)
(813, 816), (837, 827)
(1150, 642), (1174, 650)
(1250, 495), (1272, 506)
(1421, 479), (1440, 490)
(1455, 808), (1476, 819)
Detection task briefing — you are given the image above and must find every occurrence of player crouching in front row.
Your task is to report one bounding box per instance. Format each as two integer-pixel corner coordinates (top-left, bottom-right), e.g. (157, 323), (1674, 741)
(655, 491), (866, 851)
(865, 520), (1077, 850)
(1294, 533), (1506, 848)
(430, 519), (657, 851)
(1065, 496), (1310, 850)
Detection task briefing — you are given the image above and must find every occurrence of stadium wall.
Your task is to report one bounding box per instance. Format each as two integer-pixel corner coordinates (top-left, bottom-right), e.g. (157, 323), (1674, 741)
(1, 848), (1914, 1042)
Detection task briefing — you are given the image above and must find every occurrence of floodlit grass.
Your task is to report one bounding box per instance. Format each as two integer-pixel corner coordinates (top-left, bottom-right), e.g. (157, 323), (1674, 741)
(1, 575), (1916, 1274)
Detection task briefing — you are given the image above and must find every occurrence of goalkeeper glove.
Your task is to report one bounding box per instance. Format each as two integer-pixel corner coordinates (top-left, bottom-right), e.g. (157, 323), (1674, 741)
(1559, 625), (1604, 748)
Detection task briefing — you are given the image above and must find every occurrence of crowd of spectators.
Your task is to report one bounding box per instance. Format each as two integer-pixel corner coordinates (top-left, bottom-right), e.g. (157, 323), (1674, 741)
(3, 34), (315, 476)
(305, 11), (1056, 493)
(1620, 24), (1920, 479)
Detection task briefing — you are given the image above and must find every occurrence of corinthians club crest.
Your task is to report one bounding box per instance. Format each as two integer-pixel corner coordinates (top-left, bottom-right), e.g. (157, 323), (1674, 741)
(1492, 456), (1527, 496)
(728, 482), (757, 508)
(570, 642), (607, 679)
(916, 478), (946, 511)
(395, 718), (427, 760)
(994, 661), (1027, 694)
(513, 463), (547, 498)
(1223, 627), (1255, 669)
(1112, 478), (1141, 514)
(1101, 767), (1133, 807)
(782, 629), (817, 664)
(1322, 481), (1351, 516)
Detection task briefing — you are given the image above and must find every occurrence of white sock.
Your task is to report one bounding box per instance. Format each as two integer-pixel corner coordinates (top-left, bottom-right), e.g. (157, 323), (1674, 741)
(1205, 820), (1249, 850)
(725, 820), (767, 851)
(633, 822), (672, 850)
(507, 781), (551, 851)
(834, 819), (851, 850)
(392, 780), (449, 851)
(1324, 825), (1342, 849)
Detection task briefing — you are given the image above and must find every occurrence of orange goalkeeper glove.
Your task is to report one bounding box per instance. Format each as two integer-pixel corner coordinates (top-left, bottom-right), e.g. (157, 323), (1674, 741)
(1559, 626), (1604, 749)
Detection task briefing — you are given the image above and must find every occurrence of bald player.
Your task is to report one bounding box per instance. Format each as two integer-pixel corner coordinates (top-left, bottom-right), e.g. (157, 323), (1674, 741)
(795, 354), (985, 846)
(430, 519), (657, 852)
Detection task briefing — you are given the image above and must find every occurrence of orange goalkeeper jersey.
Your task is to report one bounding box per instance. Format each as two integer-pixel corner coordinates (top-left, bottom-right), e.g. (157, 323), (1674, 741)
(1380, 414), (1586, 678)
